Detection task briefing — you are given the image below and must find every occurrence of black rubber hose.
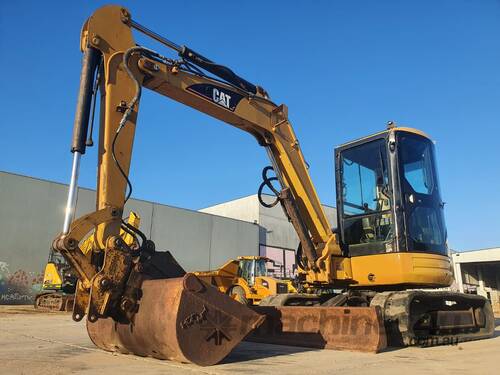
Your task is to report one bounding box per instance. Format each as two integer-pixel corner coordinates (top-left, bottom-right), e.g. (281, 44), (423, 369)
(257, 166), (281, 208)
(179, 46), (257, 94)
(295, 243), (307, 270)
(112, 46), (163, 204)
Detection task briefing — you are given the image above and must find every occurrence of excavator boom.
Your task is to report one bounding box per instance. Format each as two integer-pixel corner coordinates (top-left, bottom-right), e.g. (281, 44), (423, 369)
(54, 4), (365, 322)
(52, 5), (385, 365)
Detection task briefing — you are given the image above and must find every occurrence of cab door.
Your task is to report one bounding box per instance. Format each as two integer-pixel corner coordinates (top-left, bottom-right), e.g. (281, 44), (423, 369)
(336, 136), (395, 256)
(396, 132), (447, 255)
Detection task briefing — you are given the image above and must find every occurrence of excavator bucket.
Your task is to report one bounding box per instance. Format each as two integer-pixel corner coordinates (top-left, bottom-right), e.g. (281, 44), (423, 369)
(87, 274), (265, 366)
(249, 305), (387, 353)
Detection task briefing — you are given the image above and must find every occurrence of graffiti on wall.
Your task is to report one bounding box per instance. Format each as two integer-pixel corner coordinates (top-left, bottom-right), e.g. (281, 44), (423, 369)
(0, 261), (43, 304)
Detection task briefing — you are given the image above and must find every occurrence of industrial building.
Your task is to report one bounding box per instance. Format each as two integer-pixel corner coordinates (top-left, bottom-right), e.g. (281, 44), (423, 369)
(452, 247), (500, 313)
(0, 171), (336, 304)
(200, 195), (337, 277)
(0, 171), (259, 304)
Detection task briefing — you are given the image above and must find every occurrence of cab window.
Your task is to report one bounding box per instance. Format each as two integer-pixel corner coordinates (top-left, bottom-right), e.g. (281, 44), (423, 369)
(340, 139), (394, 255)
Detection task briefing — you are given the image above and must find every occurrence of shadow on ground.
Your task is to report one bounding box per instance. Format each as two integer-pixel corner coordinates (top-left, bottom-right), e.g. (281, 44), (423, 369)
(221, 341), (318, 364)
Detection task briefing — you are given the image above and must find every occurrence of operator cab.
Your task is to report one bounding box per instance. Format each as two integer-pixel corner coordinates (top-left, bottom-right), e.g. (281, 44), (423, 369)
(335, 125), (447, 257)
(237, 256), (271, 286)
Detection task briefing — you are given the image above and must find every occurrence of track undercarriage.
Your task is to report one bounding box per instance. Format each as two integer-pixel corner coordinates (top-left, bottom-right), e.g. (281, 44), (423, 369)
(259, 289), (495, 347)
(34, 292), (75, 312)
(371, 290), (495, 346)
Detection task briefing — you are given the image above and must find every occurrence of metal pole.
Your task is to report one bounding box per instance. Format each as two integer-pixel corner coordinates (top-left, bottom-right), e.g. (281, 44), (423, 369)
(62, 152), (81, 234)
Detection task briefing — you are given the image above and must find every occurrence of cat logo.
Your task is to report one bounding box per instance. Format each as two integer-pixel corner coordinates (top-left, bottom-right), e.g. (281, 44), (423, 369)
(212, 88), (231, 109)
(186, 83), (244, 112)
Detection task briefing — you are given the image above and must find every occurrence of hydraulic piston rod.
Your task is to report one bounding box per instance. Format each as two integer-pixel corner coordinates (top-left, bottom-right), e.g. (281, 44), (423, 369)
(61, 47), (101, 233)
(62, 152), (81, 234)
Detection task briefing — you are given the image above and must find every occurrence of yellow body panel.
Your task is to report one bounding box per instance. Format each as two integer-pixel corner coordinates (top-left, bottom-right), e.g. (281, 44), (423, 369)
(42, 263), (63, 290)
(350, 252), (453, 287)
(79, 212), (140, 255)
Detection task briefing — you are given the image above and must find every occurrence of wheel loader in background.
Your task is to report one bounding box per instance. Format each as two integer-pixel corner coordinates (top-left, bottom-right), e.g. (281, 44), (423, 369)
(50, 5), (495, 366)
(195, 256), (296, 305)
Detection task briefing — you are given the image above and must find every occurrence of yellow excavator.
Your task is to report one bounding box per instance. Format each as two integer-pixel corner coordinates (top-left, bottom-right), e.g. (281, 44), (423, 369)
(195, 256), (296, 305)
(51, 5), (494, 366)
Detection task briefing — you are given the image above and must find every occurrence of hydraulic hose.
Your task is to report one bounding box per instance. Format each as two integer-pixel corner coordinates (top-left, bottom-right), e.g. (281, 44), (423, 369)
(257, 166), (281, 208)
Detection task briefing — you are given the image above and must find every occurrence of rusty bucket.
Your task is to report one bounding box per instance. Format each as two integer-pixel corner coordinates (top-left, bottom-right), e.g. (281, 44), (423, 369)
(249, 305), (387, 353)
(87, 273), (265, 366)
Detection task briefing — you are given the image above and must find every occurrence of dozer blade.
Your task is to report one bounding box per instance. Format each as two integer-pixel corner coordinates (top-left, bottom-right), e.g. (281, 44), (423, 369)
(87, 273), (265, 366)
(249, 305), (387, 353)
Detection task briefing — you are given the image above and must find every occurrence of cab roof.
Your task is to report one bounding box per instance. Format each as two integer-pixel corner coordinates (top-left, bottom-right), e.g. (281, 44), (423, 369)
(336, 126), (432, 150)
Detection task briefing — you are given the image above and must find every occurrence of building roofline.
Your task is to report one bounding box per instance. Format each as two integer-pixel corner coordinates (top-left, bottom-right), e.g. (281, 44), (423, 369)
(0, 170), (258, 227)
(198, 192), (336, 210)
(455, 246), (500, 253)
(1, 169), (71, 189)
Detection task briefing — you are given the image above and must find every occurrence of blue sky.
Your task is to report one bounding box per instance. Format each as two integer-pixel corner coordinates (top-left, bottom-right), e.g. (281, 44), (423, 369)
(1, 1), (499, 251)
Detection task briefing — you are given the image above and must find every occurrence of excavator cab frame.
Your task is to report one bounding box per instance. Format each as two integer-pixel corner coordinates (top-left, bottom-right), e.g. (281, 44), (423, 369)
(335, 126), (447, 258)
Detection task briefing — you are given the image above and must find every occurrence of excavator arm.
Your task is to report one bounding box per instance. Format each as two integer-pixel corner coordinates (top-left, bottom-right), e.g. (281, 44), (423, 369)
(53, 5), (354, 323)
(95, 8), (339, 265)
(135, 45), (345, 275)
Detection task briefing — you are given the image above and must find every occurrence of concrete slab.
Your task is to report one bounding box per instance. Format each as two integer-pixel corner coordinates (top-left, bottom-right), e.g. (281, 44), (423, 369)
(1, 306), (499, 375)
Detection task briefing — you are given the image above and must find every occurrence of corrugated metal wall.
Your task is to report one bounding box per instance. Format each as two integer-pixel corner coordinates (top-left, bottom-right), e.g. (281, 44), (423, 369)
(0, 171), (259, 304)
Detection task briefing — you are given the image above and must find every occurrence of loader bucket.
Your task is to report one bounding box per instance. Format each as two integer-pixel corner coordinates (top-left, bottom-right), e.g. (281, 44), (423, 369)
(87, 273), (265, 366)
(248, 305), (387, 353)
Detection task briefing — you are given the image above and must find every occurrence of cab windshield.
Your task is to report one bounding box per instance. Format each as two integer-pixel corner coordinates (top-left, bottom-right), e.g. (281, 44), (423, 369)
(239, 259), (268, 282)
(255, 259), (267, 277)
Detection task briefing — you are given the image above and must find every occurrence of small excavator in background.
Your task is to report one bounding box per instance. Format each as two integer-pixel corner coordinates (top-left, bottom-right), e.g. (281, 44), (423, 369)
(34, 249), (77, 311)
(50, 5), (494, 366)
(195, 256), (296, 305)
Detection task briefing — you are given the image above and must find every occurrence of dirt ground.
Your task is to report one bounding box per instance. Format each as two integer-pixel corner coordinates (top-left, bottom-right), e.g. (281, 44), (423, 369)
(0, 306), (499, 375)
